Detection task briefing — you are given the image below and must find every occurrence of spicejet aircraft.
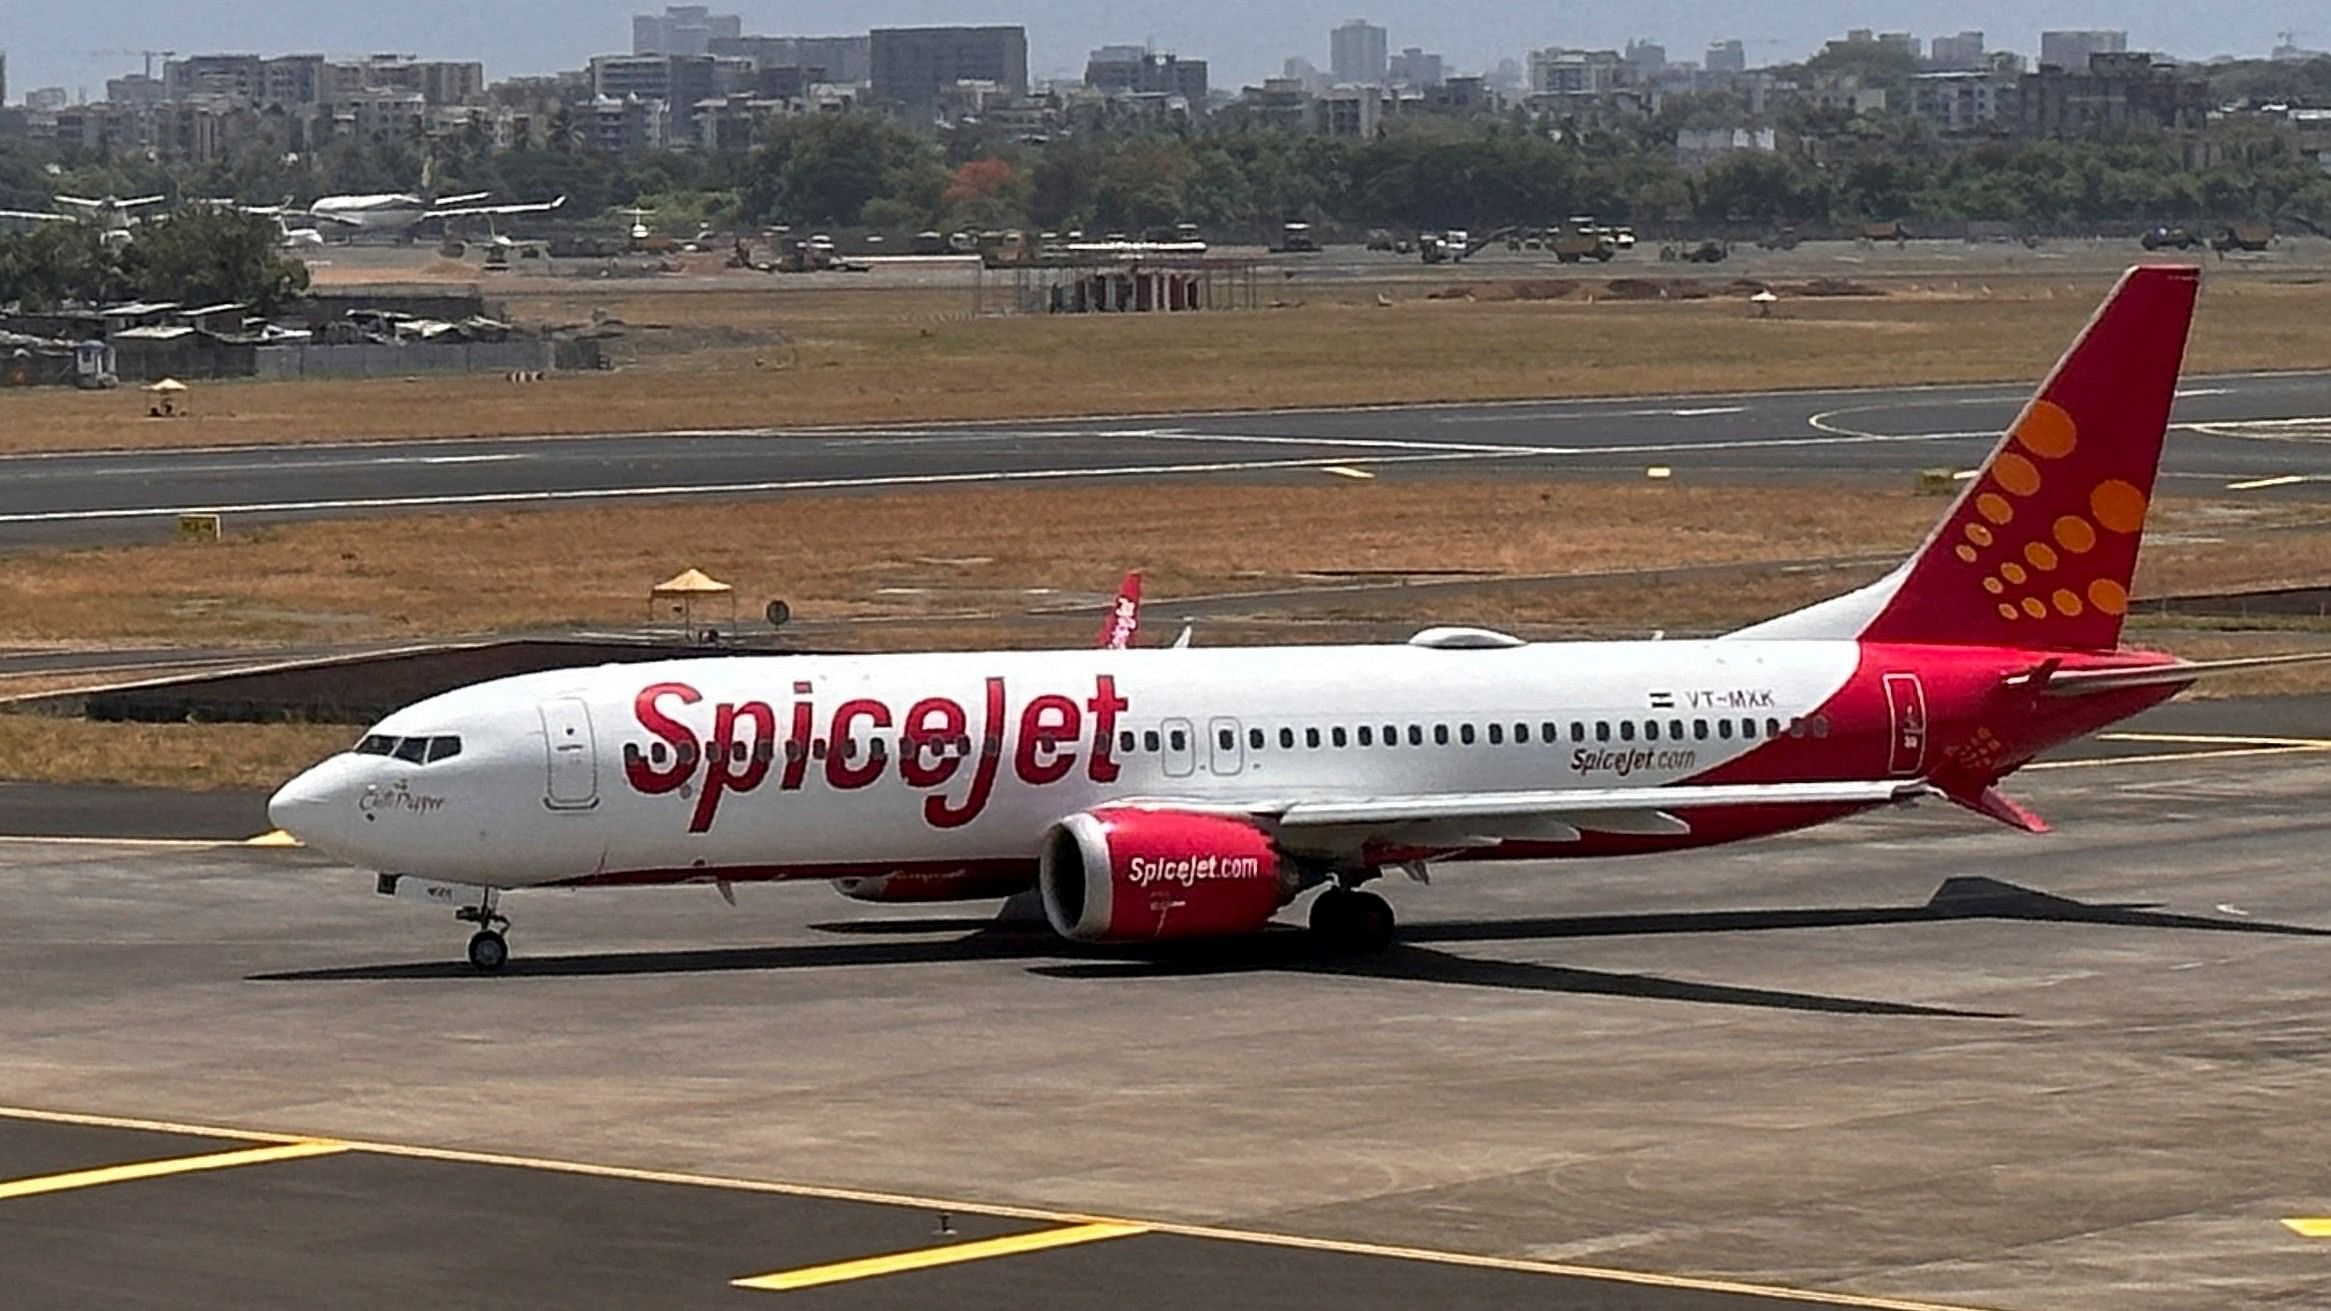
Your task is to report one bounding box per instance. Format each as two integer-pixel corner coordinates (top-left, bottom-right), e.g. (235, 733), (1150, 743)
(269, 266), (2323, 972)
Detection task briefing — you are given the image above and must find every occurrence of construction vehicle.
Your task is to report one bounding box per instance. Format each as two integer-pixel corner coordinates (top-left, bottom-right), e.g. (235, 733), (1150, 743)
(2140, 225), (2202, 251)
(2212, 221), (2273, 253)
(1661, 240), (1728, 264)
(1550, 220), (1616, 264)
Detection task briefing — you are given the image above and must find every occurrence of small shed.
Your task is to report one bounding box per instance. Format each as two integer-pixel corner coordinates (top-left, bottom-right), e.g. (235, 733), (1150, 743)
(651, 568), (736, 641)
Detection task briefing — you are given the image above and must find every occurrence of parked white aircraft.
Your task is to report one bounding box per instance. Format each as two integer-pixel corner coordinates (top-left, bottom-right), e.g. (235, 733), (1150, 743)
(304, 191), (564, 234)
(270, 266), (2324, 972)
(0, 193), (166, 245)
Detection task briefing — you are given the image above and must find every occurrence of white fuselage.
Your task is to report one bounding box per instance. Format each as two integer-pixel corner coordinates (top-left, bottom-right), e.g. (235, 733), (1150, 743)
(308, 195), (430, 231)
(271, 640), (1867, 890)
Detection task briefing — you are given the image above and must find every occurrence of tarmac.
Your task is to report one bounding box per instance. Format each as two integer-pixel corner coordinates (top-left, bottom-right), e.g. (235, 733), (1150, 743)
(2, 696), (2329, 1308)
(2, 370), (2327, 548)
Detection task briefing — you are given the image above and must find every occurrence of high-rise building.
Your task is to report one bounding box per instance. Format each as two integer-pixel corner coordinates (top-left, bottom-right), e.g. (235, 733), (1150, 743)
(1388, 47), (1444, 88)
(1624, 40), (1666, 75)
(1085, 47), (1209, 104)
(1704, 40), (1747, 75)
(1929, 32), (1986, 70)
(2039, 29), (2127, 72)
(634, 6), (742, 57)
(708, 35), (871, 84)
(869, 26), (1028, 111)
(1330, 20), (1388, 87)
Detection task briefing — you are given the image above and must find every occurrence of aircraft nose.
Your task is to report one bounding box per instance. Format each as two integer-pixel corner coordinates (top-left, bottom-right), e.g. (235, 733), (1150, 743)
(267, 762), (343, 843)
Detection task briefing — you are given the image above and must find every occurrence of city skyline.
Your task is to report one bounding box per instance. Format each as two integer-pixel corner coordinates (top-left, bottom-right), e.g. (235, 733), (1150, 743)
(1, 1), (2322, 101)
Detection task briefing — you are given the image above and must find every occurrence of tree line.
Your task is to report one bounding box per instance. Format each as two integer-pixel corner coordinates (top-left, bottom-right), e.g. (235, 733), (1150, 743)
(0, 208), (309, 312)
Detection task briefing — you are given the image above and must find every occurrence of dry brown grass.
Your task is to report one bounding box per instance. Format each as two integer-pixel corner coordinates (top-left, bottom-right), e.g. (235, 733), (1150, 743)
(0, 479), (1945, 646)
(0, 715), (349, 791)
(2, 275), (2325, 454)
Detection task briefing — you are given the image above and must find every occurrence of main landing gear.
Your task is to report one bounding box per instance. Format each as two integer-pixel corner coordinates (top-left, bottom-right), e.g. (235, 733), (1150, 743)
(1310, 880), (1396, 954)
(456, 889), (511, 973)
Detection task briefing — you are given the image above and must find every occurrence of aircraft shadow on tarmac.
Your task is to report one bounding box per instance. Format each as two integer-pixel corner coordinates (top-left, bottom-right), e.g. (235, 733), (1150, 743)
(250, 877), (2327, 1018)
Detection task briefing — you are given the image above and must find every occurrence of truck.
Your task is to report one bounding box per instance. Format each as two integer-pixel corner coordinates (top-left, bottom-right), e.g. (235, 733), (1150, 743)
(2212, 221), (2273, 253)
(1273, 221), (1321, 253)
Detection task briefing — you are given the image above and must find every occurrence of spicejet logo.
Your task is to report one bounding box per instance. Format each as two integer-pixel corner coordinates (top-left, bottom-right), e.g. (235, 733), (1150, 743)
(625, 675), (1127, 834)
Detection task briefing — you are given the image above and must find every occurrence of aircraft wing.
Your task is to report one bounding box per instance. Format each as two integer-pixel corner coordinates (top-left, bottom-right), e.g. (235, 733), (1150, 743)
(428, 195), (566, 219)
(121, 195), (167, 209)
(304, 209), (368, 228)
(1116, 779), (1926, 851)
(0, 208), (68, 222)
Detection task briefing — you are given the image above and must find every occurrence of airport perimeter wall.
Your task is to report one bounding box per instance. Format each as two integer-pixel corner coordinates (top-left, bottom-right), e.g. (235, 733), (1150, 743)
(252, 339), (555, 380)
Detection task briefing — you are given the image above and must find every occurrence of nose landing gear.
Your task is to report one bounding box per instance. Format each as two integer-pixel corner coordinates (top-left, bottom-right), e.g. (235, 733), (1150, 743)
(456, 890), (511, 973)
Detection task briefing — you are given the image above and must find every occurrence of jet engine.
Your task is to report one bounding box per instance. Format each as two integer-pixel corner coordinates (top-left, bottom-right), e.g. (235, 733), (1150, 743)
(1038, 808), (1289, 943)
(832, 869), (1035, 904)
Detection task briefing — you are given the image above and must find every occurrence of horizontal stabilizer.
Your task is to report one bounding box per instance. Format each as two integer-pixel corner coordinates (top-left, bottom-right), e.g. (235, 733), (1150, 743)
(2021, 651), (2331, 697)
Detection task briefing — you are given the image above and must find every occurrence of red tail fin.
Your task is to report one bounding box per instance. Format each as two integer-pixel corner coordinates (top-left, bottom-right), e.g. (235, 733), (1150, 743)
(1097, 571), (1142, 650)
(1738, 265), (2199, 651)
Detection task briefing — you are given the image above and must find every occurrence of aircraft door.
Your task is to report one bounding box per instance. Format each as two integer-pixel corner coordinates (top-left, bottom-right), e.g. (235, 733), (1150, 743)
(1207, 717), (1245, 777)
(1882, 673), (1928, 777)
(1161, 717), (1198, 779)
(539, 697), (600, 810)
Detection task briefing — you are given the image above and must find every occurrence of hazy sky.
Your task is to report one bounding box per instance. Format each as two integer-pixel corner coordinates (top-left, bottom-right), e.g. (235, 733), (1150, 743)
(3, 2), (2317, 99)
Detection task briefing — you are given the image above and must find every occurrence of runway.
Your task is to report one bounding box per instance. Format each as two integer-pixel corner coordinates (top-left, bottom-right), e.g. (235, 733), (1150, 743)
(2, 370), (2327, 547)
(2, 696), (2328, 1309)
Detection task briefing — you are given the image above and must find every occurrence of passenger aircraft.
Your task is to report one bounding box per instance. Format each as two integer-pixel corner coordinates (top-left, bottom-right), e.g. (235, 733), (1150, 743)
(304, 191), (565, 234)
(270, 266), (2323, 972)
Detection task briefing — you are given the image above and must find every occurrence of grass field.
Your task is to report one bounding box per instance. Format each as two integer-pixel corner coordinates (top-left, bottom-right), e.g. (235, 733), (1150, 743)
(0, 477), (2323, 648)
(0, 715), (350, 791)
(1, 272), (2326, 454)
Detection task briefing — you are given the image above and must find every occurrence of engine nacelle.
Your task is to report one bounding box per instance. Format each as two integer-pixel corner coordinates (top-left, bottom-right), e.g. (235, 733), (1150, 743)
(1038, 808), (1288, 943)
(832, 869), (1035, 904)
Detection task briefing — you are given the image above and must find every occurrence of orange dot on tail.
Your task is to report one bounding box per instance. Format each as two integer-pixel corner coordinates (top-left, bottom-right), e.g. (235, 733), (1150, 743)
(1997, 603), (2019, 620)
(1983, 577), (2004, 594)
(1965, 523), (1993, 547)
(2053, 588), (2084, 617)
(2021, 597), (2048, 619)
(2001, 562), (2027, 585)
(2090, 480), (2147, 534)
(1994, 453), (2042, 496)
(2088, 578), (2129, 615)
(2055, 515), (2097, 554)
(1955, 545), (1978, 563)
(2016, 399), (2078, 458)
(1977, 493), (2014, 525)
(2025, 542), (2059, 571)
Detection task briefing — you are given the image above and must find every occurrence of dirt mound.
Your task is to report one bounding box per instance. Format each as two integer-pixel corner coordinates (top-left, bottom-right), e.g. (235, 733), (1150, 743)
(1791, 277), (1884, 298)
(1423, 280), (1584, 303)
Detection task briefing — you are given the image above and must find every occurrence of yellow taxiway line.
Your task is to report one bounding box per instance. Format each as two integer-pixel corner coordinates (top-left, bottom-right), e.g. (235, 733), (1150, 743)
(2283, 1218), (2331, 1238)
(733, 1222), (1149, 1292)
(0, 1140), (344, 1201)
(0, 1103), (1994, 1311)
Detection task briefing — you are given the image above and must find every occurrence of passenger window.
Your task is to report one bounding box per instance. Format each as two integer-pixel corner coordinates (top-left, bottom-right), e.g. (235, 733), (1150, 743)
(1788, 718), (1806, 739)
(1740, 718), (1759, 740)
(1433, 724), (1450, 746)
(1514, 722), (1530, 744)
(1249, 728), (1265, 750)
(1643, 721), (1659, 742)
(1280, 727), (1296, 750)
(1169, 729), (1188, 751)
(426, 736), (462, 764)
(785, 739), (805, 762)
(1767, 717), (1783, 739)
(1459, 724), (1476, 746)
(1570, 722), (1585, 743)
(1595, 721), (1610, 743)
(392, 737), (430, 764)
(1407, 725), (1423, 746)
(1670, 719), (1685, 740)
(1811, 716), (1831, 739)
(1120, 731), (1136, 753)
(1145, 730), (1161, 753)
(1487, 723), (1504, 745)
(1306, 727), (1322, 749)
(1331, 726), (1348, 748)
(1218, 728), (1235, 751)
(1382, 724), (1397, 746)
(1357, 726), (1374, 747)
(1618, 721), (1634, 743)
(1717, 719), (1733, 740)
(355, 735), (396, 756)
(1542, 721), (1559, 742)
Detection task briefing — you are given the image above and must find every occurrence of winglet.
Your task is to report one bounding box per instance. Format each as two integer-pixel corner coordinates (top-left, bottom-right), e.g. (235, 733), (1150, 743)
(1096, 571), (1142, 650)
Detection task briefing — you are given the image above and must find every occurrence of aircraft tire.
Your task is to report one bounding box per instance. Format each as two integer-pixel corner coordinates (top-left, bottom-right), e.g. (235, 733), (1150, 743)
(466, 930), (509, 973)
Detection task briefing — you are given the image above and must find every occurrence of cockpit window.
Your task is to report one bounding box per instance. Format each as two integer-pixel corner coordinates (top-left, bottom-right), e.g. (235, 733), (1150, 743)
(356, 732), (464, 765)
(355, 735), (396, 756)
(392, 737), (431, 764)
(425, 736), (463, 764)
